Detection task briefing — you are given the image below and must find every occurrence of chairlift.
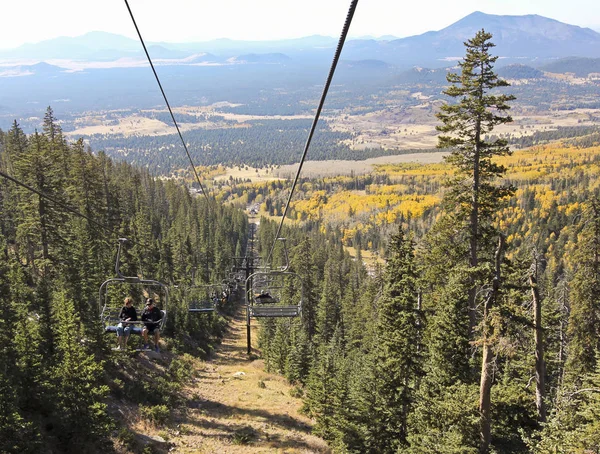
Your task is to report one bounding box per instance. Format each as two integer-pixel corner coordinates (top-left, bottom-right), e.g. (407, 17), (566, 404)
(98, 238), (168, 339)
(187, 283), (226, 313)
(245, 239), (302, 318)
(246, 270), (303, 318)
(244, 239), (302, 355)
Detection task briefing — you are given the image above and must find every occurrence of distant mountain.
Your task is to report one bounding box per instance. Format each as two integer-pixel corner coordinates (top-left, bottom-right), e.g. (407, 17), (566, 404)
(0, 32), (337, 64)
(497, 64), (545, 79)
(539, 57), (600, 77)
(0, 32), (141, 60)
(0, 62), (65, 78)
(342, 12), (600, 68)
(3, 12), (600, 120)
(231, 53), (291, 64)
(3, 14), (600, 70)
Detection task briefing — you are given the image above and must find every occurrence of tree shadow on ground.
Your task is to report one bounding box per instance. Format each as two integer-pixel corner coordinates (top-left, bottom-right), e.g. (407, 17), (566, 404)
(184, 396), (312, 433)
(177, 409), (329, 453)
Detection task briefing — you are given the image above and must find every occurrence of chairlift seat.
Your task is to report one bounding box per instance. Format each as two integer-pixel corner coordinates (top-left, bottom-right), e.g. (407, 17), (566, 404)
(104, 324), (143, 335)
(250, 305), (301, 317)
(246, 270), (303, 319)
(185, 284), (224, 314)
(188, 300), (216, 313)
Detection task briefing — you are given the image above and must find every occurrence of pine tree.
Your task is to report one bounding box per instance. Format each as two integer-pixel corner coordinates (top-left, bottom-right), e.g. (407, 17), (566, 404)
(305, 325), (348, 444)
(284, 322), (312, 385)
(49, 290), (110, 449)
(290, 239), (319, 339)
(316, 253), (344, 344)
(363, 227), (422, 452)
(436, 30), (515, 453)
(564, 200), (600, 384)
(0, 122), (28, 244)
(437, 29), (515, 334)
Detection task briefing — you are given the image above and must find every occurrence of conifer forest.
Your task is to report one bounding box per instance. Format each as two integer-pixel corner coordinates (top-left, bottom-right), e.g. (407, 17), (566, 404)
(1, 30), (600, 454)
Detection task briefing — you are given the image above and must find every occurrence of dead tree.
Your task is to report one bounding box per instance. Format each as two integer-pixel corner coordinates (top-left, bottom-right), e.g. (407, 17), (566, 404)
(529, 252), (546, 423)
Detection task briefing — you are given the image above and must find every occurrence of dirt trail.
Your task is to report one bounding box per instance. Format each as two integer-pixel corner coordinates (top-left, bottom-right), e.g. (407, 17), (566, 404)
(169, 307), (330, 453)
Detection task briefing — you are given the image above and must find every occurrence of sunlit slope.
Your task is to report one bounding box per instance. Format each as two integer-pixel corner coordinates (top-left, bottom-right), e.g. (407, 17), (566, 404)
(216, 143), (600, 260)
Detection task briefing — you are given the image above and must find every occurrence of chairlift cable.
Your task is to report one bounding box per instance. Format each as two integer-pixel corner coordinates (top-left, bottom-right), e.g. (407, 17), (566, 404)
(266, 0), (359, 264)
(124, 0), (212, 205)
(0, 170), (114, 235)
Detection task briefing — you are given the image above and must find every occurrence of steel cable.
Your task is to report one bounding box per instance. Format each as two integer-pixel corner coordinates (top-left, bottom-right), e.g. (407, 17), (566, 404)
(266, 0), (359, 264)
(124, 0), (211, 204)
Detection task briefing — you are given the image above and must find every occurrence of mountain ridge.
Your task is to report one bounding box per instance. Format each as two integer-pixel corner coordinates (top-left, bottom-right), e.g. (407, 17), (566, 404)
(341, 11), (600, 67)
(2, 12), (600, 67)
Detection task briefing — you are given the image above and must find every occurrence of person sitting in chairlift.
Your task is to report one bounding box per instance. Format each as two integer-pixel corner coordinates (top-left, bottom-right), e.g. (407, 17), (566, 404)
(211, 292), (219, 305)
(116, 297), (137, 350)
(141, 298), (162, 352)
(255, 291), (276, 304)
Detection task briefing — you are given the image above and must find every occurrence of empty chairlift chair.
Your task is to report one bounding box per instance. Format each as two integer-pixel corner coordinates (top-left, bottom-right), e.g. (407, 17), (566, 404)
(187, 283), (224, 313)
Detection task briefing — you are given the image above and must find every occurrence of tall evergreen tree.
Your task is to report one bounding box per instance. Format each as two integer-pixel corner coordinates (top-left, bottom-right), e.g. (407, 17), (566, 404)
(564, 200), (600, 384)
(436, 29), (515, 453)
(366, 227), (422, 451)
(437, 28), (515, 334)
(49, 290), (110, 449)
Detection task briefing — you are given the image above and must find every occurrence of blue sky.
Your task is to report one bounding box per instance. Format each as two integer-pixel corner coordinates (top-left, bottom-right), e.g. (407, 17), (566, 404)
(2, 0), (599, 50)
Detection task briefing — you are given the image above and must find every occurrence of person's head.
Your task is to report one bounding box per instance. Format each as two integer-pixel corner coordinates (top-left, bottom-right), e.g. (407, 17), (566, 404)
(146, 298), (154, 308)
(124, 297), (133, 306)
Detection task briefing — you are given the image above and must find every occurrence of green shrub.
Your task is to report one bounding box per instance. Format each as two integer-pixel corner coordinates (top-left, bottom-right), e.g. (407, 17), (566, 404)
(140, 405), (170, 426)
(111, 378), (125, 399)
(232, 426), (257, 445)
(117, 428), (137, 450)
(289, 386), (304, 398)
(169, 354), (195, 383)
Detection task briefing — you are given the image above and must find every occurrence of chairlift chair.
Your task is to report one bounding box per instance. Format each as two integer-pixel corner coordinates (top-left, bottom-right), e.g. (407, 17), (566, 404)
(246, 270), (303, 318)
(99, 239), (168, 338)
(187, 283), (225, 313)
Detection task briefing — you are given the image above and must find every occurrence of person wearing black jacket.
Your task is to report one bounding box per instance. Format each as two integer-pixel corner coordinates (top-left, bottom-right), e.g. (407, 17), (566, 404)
(116, 297), (137, 350)
(141, 298), (162, 352)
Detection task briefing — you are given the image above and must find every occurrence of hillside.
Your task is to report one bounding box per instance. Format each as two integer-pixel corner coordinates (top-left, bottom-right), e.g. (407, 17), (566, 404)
(167, 308), (328, 453)
(4, 20), (600, 453)
(115, 307), (329, 453)
(214, 139), (600, 255)
(539, 56), (600, 76)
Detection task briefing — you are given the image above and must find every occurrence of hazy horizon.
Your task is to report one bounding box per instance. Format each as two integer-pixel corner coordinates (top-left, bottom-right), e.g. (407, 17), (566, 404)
(2, 0), (600, 50)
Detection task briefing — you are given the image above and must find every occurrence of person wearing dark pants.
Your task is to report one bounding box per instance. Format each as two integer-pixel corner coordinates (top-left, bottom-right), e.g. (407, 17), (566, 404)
(141, 298), (162, 352)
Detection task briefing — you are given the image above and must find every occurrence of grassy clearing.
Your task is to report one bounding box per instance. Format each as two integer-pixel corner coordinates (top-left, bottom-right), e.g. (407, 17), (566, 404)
(345, 246), (385, 270)
(274, 152), (449, 178)
(213, 165), (283, 183)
